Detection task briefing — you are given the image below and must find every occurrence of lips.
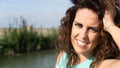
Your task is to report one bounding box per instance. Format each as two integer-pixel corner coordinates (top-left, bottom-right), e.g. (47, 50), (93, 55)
(77, 40), (88, 47)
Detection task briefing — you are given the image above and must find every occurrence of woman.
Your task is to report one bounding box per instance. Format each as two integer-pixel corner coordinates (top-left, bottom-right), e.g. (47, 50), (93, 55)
(55, 0), (120, 68)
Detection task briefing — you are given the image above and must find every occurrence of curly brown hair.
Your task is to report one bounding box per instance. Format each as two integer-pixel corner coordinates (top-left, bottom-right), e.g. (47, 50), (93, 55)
(56, 0), (120, 68)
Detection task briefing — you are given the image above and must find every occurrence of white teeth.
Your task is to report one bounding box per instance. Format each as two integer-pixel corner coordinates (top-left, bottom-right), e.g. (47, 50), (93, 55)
(77, 40), (87, 46)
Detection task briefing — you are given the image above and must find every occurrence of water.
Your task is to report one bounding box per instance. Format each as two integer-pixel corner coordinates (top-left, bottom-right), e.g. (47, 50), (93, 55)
(0, 49), (58, 68)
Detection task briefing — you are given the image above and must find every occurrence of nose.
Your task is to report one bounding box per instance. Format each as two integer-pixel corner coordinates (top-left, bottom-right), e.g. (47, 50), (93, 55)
(79, 28), (88, 40)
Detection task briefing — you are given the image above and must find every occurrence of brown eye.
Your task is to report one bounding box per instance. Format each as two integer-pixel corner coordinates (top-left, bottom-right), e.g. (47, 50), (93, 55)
(74, 22), (83, 28)
(88, 27), (99, 33)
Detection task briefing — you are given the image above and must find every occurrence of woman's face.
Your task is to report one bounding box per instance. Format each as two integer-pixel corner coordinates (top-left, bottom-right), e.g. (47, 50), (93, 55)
(71, 8), (101, 55)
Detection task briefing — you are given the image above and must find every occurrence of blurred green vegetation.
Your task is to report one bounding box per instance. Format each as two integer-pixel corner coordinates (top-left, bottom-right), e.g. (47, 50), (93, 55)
(0, 17), (58, 56)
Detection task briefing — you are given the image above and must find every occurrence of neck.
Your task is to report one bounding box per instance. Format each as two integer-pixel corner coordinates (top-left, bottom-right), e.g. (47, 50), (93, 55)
(77, 52), (93, 63)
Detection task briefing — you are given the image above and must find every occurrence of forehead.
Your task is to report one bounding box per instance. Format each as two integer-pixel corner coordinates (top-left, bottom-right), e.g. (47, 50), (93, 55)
(74, 8), (100, 26)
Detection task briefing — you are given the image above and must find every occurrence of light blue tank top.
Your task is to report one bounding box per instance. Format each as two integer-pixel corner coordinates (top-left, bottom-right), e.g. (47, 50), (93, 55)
(56, 52), (94, 68)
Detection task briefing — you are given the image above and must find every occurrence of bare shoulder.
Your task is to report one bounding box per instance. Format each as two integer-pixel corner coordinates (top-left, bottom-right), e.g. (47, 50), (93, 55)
(99, 59), (120, 68)
(56, 51), (65, 64)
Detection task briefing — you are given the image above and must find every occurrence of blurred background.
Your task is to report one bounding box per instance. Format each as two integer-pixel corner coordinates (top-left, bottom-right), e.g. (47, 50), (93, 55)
(0, 0), (72, 68)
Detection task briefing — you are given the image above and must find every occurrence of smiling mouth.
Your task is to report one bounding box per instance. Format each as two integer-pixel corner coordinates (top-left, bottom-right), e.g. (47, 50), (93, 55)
(77, 40), (88, 47)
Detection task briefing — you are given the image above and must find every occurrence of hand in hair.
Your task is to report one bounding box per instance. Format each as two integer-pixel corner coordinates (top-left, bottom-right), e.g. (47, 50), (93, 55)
(103, 11), (115, 31)
(103, 11), (120, 49)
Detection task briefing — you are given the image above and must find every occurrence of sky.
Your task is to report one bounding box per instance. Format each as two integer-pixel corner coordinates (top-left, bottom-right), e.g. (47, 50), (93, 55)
(0, 0), (73, 28)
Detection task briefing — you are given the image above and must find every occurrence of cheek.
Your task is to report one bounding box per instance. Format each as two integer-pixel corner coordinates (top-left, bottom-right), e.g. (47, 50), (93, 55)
(71, 30), (74, 41)
(71, 26), (79, 36)
(71, 27), (78, 37)
(90, 34), (99, 44)
(89, 34), (100, 51)
(71, 27), (79, 44)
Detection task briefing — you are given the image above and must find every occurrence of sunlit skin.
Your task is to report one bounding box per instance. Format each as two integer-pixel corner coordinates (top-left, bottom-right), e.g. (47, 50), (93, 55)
(71, 8), (101, 62)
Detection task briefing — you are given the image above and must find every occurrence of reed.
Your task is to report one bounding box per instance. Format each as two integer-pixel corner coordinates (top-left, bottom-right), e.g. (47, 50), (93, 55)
(0, 17), (58, 56)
